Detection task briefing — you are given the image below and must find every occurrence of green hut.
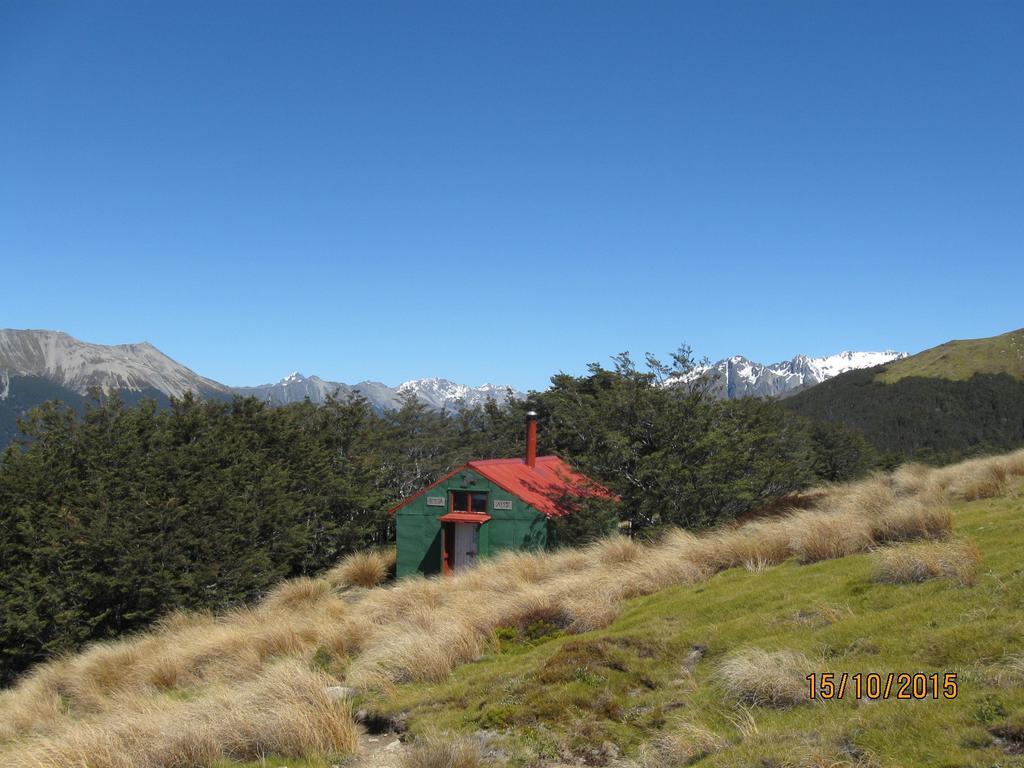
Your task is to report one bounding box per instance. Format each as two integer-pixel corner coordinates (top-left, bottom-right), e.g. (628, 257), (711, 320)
(389, 413), (614, 577)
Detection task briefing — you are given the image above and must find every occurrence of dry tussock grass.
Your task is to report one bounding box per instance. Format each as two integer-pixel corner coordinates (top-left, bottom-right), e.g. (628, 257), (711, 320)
(327, 548), (397, 588)
(789, 511), (873, 564)
(869, 492), (952, 542)
(787, 603), (853, 628)
(0, 591), (354, 750)
(5, 660), (355, 768)
(931, 448), (1024, 500)
(590, 534), (643, 564)
(983, 654), (1024, 687)
(1004, 449), (1024, 477)
(638, 721), (728, 766)
(263, 576), (333, 610)
(890, 461), (932, 495)
(718, 648), (814, 707)
(959, 463), (1009, 501)
(401, 732), (481, 768)
(872, 539), (981, 587)
(2, 449), (1018, 762)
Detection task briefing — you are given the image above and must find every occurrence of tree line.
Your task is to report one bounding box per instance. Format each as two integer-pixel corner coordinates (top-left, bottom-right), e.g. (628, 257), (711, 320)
(783, 368), (1024, 465)
(0, 348), (875, 684)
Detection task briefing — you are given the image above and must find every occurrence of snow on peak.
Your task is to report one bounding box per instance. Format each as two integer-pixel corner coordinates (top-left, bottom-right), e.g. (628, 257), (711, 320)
(394, 378), (519, 409)
(233, 374), (522, 411)
(675, 348), (908, 399)
(399, 377), (467, 396)
(805, 350), (907, 379)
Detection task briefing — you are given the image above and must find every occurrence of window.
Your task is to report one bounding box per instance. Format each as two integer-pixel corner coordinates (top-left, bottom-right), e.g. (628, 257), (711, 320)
(451, 490), (488, 513)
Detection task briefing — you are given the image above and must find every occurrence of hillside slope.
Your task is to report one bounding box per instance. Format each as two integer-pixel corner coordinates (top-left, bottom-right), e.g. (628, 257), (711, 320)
(784, 329), (1024, 462)
(1, 451), (1022, 767)
(784, 368), (1024, 461)
(0, 374), (87, 446)
(876, 328), (1024, 384)
(0, 329), (230, 399)
(368, 479), (1024, 767)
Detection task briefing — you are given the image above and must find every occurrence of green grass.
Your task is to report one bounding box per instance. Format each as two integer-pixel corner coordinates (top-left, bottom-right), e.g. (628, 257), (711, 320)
(877, 328), (1024, 383)
(361, 485), (1024, 767)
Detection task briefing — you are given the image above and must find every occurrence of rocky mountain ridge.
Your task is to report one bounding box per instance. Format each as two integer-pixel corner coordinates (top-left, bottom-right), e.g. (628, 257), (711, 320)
(234, 372), (518, 410)
(0, 330), (521, 417)
(679, 350), (909, 399)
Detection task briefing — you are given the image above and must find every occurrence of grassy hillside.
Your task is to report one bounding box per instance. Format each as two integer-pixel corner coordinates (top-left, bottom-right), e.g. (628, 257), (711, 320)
(1, 452), (1023, 767)
(877, 328), (1024, 383)
(368, 478), (1024, 767)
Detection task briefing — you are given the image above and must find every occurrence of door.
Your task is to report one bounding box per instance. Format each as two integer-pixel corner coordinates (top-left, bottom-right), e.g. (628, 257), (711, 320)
(450, 523), (479, 570)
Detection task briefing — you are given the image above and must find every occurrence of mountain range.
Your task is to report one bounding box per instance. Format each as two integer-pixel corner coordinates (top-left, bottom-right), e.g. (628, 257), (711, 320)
(233, 372), (518, 411)
(0, 328), (229, 400)
(0, 328), (914, 444)
(0, 330), (523, 445)
(679, 350), (909, 399)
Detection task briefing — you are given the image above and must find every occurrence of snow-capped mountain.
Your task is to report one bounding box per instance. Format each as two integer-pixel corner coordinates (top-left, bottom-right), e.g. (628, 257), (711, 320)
(0, 329), (230, 399)
(235, 372), (520, 411)
(0, 329), (526, 446)
(231, 372), (359, 406)
(0, 328), (902, 428)
(0, 330), (522, 415)
(679, 350), (909, 399)
(395, 378), (518, 410)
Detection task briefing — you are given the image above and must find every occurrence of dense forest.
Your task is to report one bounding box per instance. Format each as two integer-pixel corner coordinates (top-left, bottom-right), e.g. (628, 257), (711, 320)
(0, 350), (876, 683)
(783, 368), (1024, 465)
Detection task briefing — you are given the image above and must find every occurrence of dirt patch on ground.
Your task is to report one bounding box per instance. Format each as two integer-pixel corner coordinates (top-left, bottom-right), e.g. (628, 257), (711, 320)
(351, 728), (408, 768)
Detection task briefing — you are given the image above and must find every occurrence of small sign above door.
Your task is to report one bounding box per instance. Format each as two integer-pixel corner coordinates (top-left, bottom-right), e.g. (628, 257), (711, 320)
(426, 496), (446, 507)
(492, 499), (513, 510)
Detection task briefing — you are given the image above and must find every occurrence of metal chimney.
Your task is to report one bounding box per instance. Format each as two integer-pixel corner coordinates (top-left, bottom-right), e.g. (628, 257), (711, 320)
(525, 410), (538, 468)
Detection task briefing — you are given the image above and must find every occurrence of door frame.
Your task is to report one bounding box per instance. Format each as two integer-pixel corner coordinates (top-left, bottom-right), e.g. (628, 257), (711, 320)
(441, 521), (481, 575)
(441, 521), (454, 575)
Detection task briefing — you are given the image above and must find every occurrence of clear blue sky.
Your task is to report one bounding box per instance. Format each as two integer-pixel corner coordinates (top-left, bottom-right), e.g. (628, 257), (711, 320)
(2, 1), (1021, 390)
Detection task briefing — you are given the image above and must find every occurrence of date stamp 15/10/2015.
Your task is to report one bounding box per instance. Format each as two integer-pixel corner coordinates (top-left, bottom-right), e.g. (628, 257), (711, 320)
(806, 672), (958, 701)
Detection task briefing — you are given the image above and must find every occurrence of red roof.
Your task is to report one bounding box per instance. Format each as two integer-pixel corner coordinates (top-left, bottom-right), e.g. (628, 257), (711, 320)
(389, 455), (617, 518)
